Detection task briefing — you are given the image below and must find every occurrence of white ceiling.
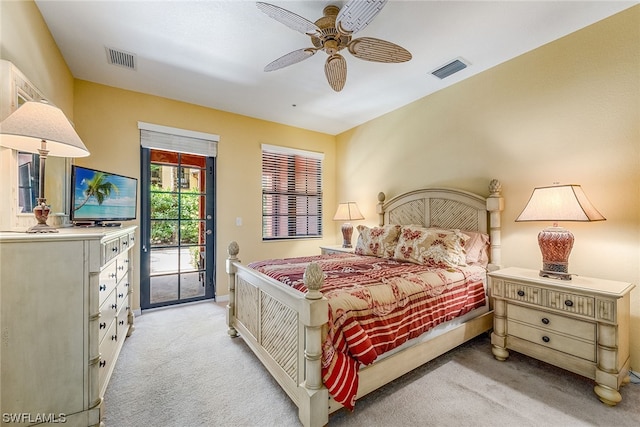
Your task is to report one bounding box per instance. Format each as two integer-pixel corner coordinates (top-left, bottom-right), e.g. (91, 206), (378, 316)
(34, 1), (636, 135)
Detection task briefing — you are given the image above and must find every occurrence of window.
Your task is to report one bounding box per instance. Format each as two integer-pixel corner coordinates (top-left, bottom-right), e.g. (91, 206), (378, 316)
(262, 144), (324, 240)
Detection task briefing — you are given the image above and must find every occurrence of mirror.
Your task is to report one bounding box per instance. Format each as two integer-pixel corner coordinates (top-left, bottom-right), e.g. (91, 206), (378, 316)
(17, 152), (69, 215)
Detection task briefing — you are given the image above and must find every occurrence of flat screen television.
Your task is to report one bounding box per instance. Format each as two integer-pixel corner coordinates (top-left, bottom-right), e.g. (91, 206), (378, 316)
(70, 165), (137, 226)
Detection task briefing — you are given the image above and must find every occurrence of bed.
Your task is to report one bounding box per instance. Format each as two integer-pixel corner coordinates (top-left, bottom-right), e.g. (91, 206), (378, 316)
(225, 180), (504, 427)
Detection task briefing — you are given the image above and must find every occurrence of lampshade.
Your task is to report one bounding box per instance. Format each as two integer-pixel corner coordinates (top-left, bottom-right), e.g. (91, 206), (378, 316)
(516, 184), (605, 280)
(333, 202), (364, 248)
(333, 202), (364, 221)
(516, 184), (605, 223)
(0, 100), (89, 157)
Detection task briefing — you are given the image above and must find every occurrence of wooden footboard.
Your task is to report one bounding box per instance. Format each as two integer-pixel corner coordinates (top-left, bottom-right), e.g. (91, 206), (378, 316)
(226, 242), (330, 427)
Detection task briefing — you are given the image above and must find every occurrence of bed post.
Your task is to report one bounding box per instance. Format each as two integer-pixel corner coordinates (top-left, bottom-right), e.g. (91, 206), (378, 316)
(377, 192), (386, 226)
(226, 241), (239, 338)
(486, 179), (504, 271)
(298, 262), (329, 427)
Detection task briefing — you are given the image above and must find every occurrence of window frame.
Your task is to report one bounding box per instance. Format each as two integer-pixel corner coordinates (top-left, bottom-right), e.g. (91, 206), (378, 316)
(261, 144), (324, 241)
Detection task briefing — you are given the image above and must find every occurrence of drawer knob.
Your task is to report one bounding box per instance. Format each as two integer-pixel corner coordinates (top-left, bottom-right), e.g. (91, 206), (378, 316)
(118, 293), (124, 298)
(112, 247), (118, 252)
(99, 284), (107, 291)
(119, 320), (125, 325)
(111, 304), (117, 310)
(99, 322), (106, 329)
(111, 334), (117, 341)
(541, 318), (550, 325)
(564, 299), (574, 307)
(109, 273), (116, 279)
(517, 290), (525, 297)
(99, 360), (106, 368)
(542, 336), (550, 343)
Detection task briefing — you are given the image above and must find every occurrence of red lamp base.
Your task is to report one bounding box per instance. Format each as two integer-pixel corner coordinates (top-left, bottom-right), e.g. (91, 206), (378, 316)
(538, 226), (573, 280)
(341, 223), (354, 248)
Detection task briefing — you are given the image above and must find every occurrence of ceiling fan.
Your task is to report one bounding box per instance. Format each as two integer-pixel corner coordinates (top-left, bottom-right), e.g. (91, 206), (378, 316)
(257, 0), (412, 92)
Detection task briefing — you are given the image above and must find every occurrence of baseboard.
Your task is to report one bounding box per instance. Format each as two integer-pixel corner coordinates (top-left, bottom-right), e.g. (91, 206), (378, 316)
(630, 370), (640, 384)
(216, 294), (229, 303)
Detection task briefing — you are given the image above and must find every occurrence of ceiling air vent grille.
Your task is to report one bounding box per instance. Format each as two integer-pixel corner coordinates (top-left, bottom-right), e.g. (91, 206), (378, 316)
(105, 47), (137, 70)
(431, 58), (468, 79)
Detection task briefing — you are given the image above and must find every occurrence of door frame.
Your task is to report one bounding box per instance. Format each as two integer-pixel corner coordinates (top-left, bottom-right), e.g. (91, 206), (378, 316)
(139, 147), (216, 309)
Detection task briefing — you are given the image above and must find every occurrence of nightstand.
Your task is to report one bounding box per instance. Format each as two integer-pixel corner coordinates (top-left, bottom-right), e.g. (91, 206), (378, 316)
(489, 267), (634, 406)
(320, 245), (355, 255)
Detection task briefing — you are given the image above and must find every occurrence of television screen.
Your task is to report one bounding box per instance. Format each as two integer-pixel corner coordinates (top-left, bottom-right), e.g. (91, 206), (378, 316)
(70, 165), (137, 225)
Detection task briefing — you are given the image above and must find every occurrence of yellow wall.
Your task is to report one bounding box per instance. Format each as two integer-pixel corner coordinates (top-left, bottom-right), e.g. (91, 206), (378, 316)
(72, 80), (337, 309)
(336, 6), (640, 372)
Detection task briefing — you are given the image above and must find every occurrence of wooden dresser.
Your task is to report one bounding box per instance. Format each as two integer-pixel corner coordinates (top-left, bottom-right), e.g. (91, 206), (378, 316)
(489, 267), (634, 406)
(0, 226), (136, 426)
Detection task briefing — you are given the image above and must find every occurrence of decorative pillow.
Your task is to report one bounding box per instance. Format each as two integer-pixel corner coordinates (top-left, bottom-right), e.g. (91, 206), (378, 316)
(354, 224), (401, 258)
(393, 226), (468, 267)
(461, 230), (490, 267)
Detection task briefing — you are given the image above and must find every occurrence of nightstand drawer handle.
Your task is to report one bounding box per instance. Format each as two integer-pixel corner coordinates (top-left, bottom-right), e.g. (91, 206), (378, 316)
(541, 318), (550, 325)
(517, 290), (525, 297)
(564, 299), (574, 307)
(542, 336), (550, 343)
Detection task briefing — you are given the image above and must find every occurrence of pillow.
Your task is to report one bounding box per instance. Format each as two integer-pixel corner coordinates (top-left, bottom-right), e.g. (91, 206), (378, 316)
(393, 226), (468, 267)
(354, 224), (401, 258)
(460, 230), (490, 267)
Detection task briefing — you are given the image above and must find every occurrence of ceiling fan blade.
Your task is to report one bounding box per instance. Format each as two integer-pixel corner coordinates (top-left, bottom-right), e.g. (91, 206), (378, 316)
(348, 37), (412, 63)
(336, 0), (388, 35)
(325, 54), (347, 92)
(256, 2), (321, 36)
(264, 48), (316, 72)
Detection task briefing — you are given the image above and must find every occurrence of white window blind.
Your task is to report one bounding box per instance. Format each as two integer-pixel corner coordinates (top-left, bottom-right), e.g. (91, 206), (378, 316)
(138, 122), (218, 157)
(261, 144), (324, 240)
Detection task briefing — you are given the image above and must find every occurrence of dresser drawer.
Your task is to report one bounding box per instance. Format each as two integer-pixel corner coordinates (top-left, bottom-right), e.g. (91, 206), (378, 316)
(99, 320), (119, 388)
(507, 319), (596, 362)
(508, 304), (595, 341)
(98, 262), (118, 306)
(102, 237), (121, 264)
(116, 303), (129, 336)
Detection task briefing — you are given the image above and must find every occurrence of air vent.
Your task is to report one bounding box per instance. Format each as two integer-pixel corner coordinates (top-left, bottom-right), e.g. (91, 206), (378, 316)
(431, 58), (468, 80)
(105, 47), (137, 70)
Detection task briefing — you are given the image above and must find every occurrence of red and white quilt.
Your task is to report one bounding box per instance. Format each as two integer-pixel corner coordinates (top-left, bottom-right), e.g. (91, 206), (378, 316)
(248, 253), (487, 410)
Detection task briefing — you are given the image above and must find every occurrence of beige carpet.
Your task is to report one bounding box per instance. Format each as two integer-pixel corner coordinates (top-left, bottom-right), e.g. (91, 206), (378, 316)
(104, 301), (639, 426)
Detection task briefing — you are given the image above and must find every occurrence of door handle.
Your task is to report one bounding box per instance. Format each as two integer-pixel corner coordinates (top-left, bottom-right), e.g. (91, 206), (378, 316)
(206, 229), (212, 235)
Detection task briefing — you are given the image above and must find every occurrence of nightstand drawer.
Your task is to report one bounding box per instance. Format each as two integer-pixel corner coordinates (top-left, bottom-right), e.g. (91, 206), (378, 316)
(504, 281), (543, 306)
(507, 319), (596, 362)
(508, 304), (595, 341)
(547, 290), (595, 317)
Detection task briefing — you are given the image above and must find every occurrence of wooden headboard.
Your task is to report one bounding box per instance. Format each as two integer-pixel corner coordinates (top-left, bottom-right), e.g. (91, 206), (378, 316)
(376, 180), (504, 270)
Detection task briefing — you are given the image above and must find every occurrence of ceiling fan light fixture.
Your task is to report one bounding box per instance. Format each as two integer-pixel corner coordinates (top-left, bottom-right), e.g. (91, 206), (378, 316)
(258, 0), (410, 91)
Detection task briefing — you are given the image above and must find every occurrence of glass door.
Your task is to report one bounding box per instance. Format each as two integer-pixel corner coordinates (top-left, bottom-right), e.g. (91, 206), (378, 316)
(140, 148), (215, 309)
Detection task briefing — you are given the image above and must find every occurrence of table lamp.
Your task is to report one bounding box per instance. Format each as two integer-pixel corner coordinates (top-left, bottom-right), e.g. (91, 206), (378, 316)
(0, 100), (90, 233)
(516, 184), (605, 280)
(333, 202), (364, 248)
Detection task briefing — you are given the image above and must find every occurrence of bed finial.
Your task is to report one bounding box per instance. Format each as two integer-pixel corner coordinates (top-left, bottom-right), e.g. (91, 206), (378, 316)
(228, 241), (240, 257)
(489, 179), (502, 196)
(377, 192), (386, 226)
(303, 262), (324, 300)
